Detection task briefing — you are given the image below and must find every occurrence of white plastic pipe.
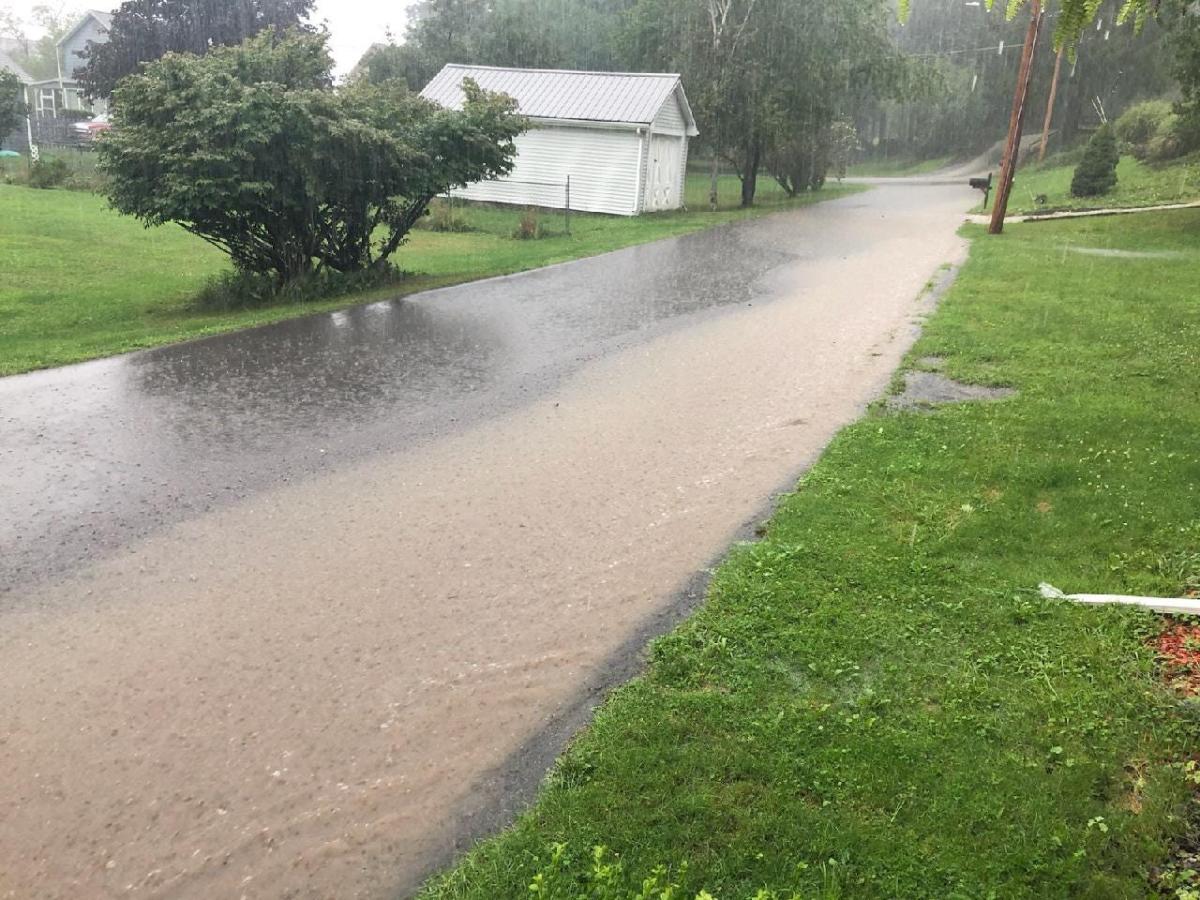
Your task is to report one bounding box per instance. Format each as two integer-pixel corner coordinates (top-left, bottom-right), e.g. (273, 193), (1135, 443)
(1039, 583), (1200, 616)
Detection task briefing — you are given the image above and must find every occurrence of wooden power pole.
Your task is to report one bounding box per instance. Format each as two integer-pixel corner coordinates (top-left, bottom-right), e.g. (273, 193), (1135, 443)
(1038, 47), (1065, 163)
(989, 0), (1044, 235)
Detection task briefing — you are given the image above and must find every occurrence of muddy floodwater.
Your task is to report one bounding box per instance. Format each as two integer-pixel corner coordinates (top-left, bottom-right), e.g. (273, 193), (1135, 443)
(0, 182), (971, 898)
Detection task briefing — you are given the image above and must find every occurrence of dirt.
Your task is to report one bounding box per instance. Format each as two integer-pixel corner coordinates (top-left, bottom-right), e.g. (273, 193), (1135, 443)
(1156, 621), (1200, 697)
(0, 185), (972, 899)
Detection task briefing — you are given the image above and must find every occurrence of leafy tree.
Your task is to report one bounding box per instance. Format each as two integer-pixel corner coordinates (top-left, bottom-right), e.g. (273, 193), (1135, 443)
(775, 118), (860, 191)
(77, 0), (315, 99)
(827, 120), (861, 182)
(1070, 123), (1119, 196)
(1162, 0), (1200, 150)
(622, 0), (899, 206)
(355, 0), (627, 92)
(0, 68), (26, 138)
(99, 30), (526, 285)
(372, 0), (490, 91)
(758, 0), (900, 199)
(1114, 97), (1177, 158)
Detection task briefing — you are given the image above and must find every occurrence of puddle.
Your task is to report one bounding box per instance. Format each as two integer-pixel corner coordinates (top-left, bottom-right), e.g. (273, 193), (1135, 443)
(888, 370), (1016, 411)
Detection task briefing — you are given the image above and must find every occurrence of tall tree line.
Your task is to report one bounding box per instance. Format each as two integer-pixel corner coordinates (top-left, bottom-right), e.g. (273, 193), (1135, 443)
(868, 0), (1174, 160)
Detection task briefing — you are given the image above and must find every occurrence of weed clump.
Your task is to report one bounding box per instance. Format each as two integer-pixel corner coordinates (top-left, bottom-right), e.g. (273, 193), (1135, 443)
(27, 157), (69, 190)
(419, 199), (475, 233)
(512, 207), (545, 240)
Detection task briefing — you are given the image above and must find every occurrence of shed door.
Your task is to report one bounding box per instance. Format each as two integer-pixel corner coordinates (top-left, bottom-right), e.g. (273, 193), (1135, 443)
(645, 135), (683, 212)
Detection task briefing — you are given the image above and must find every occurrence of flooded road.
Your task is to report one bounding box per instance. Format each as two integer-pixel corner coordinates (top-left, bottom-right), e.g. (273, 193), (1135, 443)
(0, 182), (972, 898)
(3, 220), (800, 592)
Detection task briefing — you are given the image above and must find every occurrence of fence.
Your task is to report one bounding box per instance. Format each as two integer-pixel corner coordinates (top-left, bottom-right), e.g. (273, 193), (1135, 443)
(1, 117), (93, 155)
(30, 117), (90, 149)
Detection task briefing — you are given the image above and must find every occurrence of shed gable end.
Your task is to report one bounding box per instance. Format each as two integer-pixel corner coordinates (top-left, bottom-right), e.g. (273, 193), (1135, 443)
(652, 91), (687, 135)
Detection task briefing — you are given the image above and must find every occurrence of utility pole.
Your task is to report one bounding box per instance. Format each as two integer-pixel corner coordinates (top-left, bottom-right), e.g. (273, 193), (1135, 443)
(1038, 47), (1065, 163)
(989, 0), (1044, 235)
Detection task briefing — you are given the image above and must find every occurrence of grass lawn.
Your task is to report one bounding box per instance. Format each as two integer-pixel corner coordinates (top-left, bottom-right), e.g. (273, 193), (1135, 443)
(987, 151), (1200, 216)
(0, 175), (859, 377)
(420, 211), (1200, 899)
(846, 155), (955, 178)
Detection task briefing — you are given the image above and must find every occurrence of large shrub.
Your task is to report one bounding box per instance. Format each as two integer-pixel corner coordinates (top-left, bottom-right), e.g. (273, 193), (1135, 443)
(1114, 99), (1175, 159)
(1071, 125), (1120, 198)
(100, 30), (525, 286)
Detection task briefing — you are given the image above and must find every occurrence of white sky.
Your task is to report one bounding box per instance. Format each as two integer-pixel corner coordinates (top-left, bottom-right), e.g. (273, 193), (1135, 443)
(2, 0), (405, 76)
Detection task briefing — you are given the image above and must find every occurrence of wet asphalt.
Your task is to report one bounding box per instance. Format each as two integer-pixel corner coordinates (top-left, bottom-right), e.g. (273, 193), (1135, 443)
(1, 199), (888, 596)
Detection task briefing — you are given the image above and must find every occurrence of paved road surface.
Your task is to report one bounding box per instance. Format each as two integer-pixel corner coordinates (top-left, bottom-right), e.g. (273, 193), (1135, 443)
(0, 182), (971, 899)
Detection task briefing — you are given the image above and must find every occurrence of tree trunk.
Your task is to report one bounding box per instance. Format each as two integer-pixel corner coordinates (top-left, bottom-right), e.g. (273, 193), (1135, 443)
(277, 252), (313, 287)
(740, 144), (760, 208)
(709, 153), (719, 211)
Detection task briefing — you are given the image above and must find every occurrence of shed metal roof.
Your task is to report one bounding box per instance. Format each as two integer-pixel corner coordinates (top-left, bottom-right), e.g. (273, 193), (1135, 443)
(421, 64), (697, 134)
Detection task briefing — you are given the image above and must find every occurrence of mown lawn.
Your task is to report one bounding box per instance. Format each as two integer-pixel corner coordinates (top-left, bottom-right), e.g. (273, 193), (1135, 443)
(0, 175), (859, 376)
(987, 151), (1200, 215)
(420, 211), (1200, 899)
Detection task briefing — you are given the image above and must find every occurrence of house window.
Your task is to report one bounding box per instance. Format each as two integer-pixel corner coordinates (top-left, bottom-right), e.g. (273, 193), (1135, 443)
(64, 88), (90, 112)
(39, 88), (58, 116)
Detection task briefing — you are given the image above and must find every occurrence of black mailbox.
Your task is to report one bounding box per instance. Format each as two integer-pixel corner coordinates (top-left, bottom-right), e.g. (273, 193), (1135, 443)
(969, 173), (994, 208)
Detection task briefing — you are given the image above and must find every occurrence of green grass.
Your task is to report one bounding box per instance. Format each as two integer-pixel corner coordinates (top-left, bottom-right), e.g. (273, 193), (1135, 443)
(420, 211), (1200, 899)
(0, 175), (859, 376)
(846, 155), (955, 178)
(987, 151), (1200, 215)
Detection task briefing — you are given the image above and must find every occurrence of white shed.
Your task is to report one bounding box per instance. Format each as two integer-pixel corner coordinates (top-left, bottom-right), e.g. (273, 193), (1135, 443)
(420, 64), (699, 216)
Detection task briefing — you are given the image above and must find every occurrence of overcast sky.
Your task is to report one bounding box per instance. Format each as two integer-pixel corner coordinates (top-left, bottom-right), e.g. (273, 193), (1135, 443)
(3, 0), (405, 76)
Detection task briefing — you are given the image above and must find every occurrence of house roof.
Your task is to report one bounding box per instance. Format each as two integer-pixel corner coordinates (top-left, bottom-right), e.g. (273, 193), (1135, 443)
(57, 9), (114, 48)
(421, 64), (697, 134)
(0, 47), (33, 84)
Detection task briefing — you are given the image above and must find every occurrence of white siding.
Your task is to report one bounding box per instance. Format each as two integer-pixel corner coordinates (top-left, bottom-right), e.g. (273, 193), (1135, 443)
(451, 123), (643, 216)
(678, 137), (690, 208)
(652, 92), (687, 135)
(634, 129), (650, 214)
(59, 19), (107, 80)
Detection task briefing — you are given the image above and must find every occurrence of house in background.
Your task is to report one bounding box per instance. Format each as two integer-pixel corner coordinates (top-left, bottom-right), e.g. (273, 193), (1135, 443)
(420, 64), (698, 216)
(27, 9), (112, 119)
